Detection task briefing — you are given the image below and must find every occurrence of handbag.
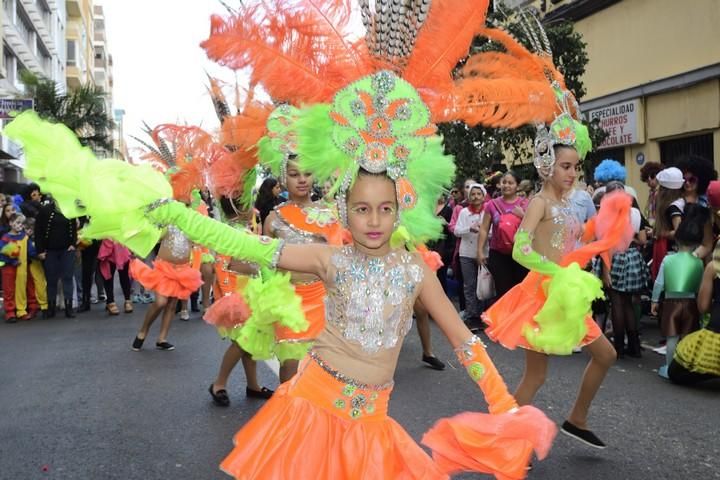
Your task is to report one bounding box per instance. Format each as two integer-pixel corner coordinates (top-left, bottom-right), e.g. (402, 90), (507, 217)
(476, 264), (496, 300)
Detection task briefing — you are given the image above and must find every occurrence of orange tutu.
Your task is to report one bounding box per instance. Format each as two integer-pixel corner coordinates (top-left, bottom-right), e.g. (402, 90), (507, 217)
(220, 353), (447, 480)
(129, 258), (203, 300)
(275, 280), (326, 343)
(483, 272), (601, 353)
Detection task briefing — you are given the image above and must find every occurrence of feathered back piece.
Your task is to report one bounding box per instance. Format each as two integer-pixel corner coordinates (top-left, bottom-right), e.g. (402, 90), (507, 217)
(134, 124), (223, 202)
(206, 78), (271, 208)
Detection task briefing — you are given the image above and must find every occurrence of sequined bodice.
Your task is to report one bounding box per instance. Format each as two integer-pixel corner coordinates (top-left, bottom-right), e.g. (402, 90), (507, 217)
(325, 246), (424, 354)
(164, 225), (192, 259)
(270, 216), (327, 245)
(548, 199), (581, 255)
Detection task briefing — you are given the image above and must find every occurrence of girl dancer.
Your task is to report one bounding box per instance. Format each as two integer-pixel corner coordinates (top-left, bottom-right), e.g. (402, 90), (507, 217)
(651, 204), (707, 378)
(258, 105), (345, 382)
(483, 93), (633, 449)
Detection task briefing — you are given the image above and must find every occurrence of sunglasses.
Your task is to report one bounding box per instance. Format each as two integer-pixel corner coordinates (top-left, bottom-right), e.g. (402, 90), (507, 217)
(684, 175), (698, 184)
(450, 190), (459, 195)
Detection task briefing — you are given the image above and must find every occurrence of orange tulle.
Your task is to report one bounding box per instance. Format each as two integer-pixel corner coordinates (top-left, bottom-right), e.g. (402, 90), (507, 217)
(275, 280), (326, 342)
(220, 355), (447, 480)
(129, 258), (203, 299)
(483, 273), (602, 351)
(422, 406), (557, 480)
(203, 293), (251, 329)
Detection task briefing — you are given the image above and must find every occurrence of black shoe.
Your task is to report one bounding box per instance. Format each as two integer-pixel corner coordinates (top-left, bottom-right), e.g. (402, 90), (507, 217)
(209, 384), (230, 406)
(64, 300), (76, 318)
(246, 386), (274, 399)
(131, 336), (145, 351)
(626, 331), (642, 358)
(5, 316), (17, 323)
(41, 309), (50, 319)
(77, 296), (91, 313)
(560, 421), (606, 449)
(47, 301), (56, 318)
(422, 355), (446, 370)
(156, 341), (175, 351)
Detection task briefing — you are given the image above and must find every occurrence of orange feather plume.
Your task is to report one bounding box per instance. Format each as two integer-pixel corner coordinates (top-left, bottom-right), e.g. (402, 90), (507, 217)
(201, 1), (372, 104)
(403, 0), (490, 90)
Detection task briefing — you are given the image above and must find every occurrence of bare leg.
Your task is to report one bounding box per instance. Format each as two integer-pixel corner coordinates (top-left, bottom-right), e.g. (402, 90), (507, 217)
(279, 359), (299, 383)
(157, 297), (178, 343)
(514, 349), (549, 406)
(200, 263), (214, 310)
(137, 294), (168, 339)
(567, 335), (616, 429)
(213, 342), (244, 393)
(241, 351), (261, 391)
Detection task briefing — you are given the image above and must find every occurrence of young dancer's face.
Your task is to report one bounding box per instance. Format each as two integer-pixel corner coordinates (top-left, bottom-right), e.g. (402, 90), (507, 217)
(285, 160), (313, 200)
(346, 174), (397, 255)
(550, 147), (579, 192)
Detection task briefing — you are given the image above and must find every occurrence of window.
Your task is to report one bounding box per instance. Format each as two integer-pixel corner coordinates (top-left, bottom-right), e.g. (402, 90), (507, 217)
(660, 133), (714, 166)
(16, 2), (35, 45)
(3, 47), (15, 85)
(66, 39), (76, 66)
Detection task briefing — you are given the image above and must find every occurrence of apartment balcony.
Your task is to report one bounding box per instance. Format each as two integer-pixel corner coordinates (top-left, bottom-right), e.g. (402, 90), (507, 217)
(66, 64), (81, 89)
(23, 0), (54, 51)
(66, 0), (80, 17)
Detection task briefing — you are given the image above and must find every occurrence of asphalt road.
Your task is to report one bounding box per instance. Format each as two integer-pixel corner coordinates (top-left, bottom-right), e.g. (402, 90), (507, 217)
(1, 303), (719, 480)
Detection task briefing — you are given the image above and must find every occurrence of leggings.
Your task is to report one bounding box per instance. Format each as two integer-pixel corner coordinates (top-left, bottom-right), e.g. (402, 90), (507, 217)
(81, 241), (103, 300)
(104, 264), (132, 304)
(487, 249), (528, 298)
(44, 249), (75, 303)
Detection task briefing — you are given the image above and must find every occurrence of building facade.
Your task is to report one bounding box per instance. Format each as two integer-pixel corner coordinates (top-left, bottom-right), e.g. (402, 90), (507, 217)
(532, 0), (720, 208)
(0, 0), (67, 182)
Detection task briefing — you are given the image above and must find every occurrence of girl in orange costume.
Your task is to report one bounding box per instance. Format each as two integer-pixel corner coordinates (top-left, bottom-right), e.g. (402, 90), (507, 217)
(259, 105), (345, 382)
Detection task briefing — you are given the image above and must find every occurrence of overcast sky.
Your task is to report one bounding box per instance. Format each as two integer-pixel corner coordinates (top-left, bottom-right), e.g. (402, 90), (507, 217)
(101, 0), (233, 153)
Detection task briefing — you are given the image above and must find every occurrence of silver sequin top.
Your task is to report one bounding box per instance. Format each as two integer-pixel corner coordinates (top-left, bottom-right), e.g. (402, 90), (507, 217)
(325, 246), (424, 354)
(549, 199), (582, 255)
(163, 225), (193, 260)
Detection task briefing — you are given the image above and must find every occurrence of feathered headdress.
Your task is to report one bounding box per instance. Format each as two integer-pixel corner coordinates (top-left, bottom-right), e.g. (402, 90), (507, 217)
(133, 124), (225, 202)
(201, 0), (580, 242)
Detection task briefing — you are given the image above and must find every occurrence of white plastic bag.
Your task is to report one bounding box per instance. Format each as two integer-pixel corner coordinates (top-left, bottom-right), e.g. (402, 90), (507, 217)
(476, 265), (495, 300)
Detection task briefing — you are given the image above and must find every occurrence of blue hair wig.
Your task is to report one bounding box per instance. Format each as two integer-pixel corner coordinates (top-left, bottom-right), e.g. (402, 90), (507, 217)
(594, 159), (626, 183)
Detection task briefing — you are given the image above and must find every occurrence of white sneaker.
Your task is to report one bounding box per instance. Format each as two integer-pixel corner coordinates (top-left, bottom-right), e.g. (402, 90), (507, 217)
(652, 345), (667, 355)
(179, 310), (190, 321)
(572, 347), (582, 353)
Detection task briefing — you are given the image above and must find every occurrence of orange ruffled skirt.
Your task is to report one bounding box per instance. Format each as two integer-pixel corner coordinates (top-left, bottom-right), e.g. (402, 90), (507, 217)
(275, 280), (326, 343)
(220, 353), (447, 480)
(129, 258), (203, 300)
(483, 272), (601, 353)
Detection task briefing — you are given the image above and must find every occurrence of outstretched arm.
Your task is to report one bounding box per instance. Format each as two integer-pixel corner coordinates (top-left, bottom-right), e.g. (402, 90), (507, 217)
(148, 200), (330, 278)
(418, 264), (517, 414)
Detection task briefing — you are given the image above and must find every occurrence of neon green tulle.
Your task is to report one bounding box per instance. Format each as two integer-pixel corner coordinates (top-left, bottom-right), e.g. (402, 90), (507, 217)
(3, 111), (172, 257)
(512, 231), (604, 354)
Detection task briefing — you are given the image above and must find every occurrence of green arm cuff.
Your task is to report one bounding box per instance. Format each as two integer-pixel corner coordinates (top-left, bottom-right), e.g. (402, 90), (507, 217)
(148, 201), (283, 269)
(511, 230), (561, 277)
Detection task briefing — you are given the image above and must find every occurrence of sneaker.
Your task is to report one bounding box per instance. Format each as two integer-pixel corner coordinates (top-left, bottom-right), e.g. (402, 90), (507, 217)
(132, 336), (145, 351)
(179, 310), (190, 321)
(560, 421), (606, 449)
(652, 345), (667, 355)
(99, 294), (107, 302)
(156, 341), (175, 351)
(131, 293), (143, 304)
(142, 293), (155, 304)
(422, 354), (446, 370)
(90, 295), (99, 304)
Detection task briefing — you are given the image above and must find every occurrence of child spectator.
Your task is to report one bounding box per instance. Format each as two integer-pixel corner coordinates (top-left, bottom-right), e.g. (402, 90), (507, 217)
(24, 218), (49, 318)
(651, 204), (708, 378)
(0, 214), (44, 322)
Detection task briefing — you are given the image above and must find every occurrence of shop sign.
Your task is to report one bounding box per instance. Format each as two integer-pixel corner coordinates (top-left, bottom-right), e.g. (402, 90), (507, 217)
(0, 99), (34, 119)
(588, 99), (641, 149)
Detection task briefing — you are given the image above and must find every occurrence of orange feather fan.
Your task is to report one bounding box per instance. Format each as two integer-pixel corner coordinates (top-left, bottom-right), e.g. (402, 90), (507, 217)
(201, 0), (372, 105)
(403, 0), (490, 90)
